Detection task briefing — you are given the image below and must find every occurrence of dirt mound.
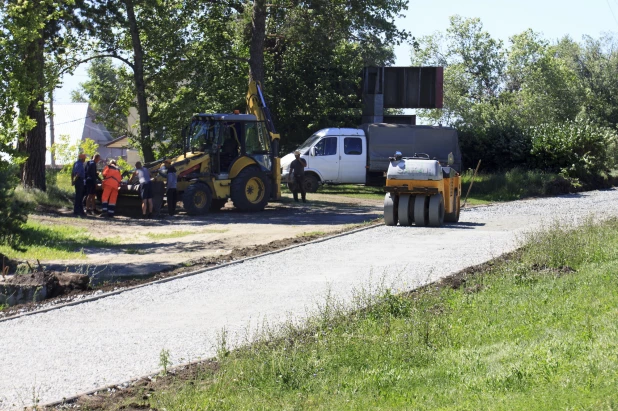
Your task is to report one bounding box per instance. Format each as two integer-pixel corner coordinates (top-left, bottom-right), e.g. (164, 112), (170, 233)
(1, 271), (90, 307)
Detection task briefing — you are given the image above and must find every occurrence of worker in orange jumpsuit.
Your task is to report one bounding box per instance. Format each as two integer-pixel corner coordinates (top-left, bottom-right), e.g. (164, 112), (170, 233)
(101, 160), (122, 218)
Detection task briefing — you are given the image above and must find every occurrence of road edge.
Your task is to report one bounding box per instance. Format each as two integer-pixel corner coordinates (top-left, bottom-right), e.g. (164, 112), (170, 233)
(1, 222), (381, 324)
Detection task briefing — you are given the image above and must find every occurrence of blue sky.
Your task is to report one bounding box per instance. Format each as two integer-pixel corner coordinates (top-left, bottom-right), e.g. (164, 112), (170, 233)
(393, 0), (618, 64)
(54, 0), (618, 103)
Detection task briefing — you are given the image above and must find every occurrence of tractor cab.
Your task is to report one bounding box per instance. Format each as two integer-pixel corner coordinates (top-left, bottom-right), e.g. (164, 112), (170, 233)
(186, 114), (273, 176)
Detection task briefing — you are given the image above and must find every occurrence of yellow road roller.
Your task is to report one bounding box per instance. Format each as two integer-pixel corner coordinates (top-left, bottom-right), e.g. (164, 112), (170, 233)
(383, 152), (461, 226)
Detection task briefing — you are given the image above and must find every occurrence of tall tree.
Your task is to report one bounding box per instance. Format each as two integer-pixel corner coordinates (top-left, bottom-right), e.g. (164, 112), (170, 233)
(249, 0), (267, 84)
(412, 16), (506, 126)
(1, 0), (87, 190)
(79, 0), (206, 162)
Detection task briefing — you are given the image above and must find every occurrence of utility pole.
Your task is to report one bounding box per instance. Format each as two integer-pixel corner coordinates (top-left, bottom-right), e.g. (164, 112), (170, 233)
(49, 89), (56, 167)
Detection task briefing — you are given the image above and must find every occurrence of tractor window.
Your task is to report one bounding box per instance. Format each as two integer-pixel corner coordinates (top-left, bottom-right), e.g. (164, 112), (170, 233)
(314, 137), (337, 156)
(245, 122), (269, 155)
(189, 120), (218, 150)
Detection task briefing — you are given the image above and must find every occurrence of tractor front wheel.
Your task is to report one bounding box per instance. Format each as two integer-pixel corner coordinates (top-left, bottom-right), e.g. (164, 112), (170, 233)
(231, 167), (271, 212)
(182, 183), (213, 215)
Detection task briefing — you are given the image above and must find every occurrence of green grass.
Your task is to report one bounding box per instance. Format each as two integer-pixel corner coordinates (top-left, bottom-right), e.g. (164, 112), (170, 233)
(139, 218), (618, 410)
(318, 184), (386, 200)
(0, 221), (121, 261)
(146, 229), (228, 240)
(461, 168), (576, 202)
(146, 230), (196, 240)
(13, 169), (74, 209)
(282, 169), (572, 205)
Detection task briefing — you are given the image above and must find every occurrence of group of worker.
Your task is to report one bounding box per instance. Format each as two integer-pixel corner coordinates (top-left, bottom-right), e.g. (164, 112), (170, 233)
(71, 153), (178, 219)
(71, 153), (121, 218)
(70, 150), (306, 219)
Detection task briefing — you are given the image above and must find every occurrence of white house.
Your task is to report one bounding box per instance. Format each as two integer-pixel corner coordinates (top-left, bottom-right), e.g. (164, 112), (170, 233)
(45, 103), (138, 166)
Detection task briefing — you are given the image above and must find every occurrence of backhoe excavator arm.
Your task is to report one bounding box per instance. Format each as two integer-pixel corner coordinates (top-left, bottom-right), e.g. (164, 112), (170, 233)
(246, 80), (281, 200)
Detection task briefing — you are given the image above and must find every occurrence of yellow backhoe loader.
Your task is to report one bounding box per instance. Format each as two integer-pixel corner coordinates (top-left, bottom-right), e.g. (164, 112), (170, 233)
(117, 81), (282, 215)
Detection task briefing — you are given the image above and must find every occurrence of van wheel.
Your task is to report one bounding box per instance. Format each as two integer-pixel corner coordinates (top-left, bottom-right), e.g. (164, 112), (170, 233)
(231, 167), (271, 211)
(182, 183), (212, 215)
(303, 174), (319, 193)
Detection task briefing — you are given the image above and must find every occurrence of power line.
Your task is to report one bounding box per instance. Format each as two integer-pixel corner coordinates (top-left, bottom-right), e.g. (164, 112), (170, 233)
(53, 114), (95, 126)
(607, 0), (618, 26)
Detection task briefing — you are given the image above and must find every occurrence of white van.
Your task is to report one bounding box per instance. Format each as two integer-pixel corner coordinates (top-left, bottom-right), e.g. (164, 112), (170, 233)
(281, 124), (462, 192)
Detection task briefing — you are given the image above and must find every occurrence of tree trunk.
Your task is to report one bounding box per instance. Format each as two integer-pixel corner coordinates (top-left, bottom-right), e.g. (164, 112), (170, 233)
(21, 36), (47, 191)
(249, 0), (267, 84)
(124, 0), (154, 162)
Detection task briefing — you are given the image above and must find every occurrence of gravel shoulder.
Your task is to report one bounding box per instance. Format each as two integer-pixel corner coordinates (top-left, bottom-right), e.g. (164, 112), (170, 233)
(33, 193), (383, 281)
(1, 190), (617, 409)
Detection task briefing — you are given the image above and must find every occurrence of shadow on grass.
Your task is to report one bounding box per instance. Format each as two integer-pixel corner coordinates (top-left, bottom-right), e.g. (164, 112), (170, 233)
(10, 223), (120, 256)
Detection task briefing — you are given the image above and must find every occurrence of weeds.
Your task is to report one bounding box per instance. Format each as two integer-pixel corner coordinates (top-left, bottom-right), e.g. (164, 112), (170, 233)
(295, 231), (326, 238)
(461, 168), (578, 202)
(159, 349), (172, 376)
(13, 170), (74, 209)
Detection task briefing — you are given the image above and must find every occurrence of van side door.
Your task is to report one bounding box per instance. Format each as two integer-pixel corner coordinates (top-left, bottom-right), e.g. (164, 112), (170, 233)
(308, 136), (339, 182)
(338, 136), (366, 184)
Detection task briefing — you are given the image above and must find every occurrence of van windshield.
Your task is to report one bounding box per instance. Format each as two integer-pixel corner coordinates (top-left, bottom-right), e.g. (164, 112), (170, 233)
(296, 133), (322, 154)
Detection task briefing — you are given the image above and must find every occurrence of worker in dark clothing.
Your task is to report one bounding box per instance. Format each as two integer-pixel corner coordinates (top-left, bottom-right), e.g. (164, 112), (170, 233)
(72, 153), (87, 217)
(84, 153), (101, 214)
(289, 150), (307, 203)
(159, 160), (178, 216)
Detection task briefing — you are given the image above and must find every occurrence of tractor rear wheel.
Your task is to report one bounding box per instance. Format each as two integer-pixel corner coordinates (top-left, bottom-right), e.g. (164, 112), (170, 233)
(445, 190), (460, 223)
(398, 194), (414, 226)
(384, 193), (398, 226)
(414, 195), (429, 226)
(182, 183), (213, 215)
(231, 167), (271, 212)
(428, 193), (445, 227)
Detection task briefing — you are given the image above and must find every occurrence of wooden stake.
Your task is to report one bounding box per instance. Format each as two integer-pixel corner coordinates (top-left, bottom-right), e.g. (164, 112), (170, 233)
(462, 160), (481, 209)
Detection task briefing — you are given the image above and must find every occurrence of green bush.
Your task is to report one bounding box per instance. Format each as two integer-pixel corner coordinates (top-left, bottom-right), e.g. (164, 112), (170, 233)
(0, 161), (29, 245)
(530, 120), (617, 180)
(458, 122), (532, 171)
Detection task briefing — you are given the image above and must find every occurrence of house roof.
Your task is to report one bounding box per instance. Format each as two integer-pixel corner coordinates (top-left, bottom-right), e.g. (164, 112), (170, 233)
(106, 135), (132, 149)
(45, 103), (115, 165)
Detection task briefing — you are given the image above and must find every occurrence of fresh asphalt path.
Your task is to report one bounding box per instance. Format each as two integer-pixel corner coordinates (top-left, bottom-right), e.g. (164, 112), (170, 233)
(2, 189), (618, 409)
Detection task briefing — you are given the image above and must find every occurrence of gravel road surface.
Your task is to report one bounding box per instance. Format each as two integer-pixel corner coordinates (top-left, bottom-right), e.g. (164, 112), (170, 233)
(1, 190), (617, 409)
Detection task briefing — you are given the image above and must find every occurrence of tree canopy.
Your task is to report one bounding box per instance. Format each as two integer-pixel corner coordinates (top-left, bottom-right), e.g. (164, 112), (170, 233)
(412, 16), (618, 179)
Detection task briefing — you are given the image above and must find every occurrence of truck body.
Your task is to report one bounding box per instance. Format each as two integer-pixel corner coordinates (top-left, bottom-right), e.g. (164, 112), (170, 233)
(280, 124), (462, 191)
